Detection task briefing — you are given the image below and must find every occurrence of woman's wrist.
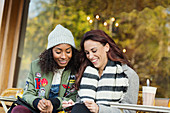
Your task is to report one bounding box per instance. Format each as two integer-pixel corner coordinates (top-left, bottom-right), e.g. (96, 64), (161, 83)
(96, 104), (99, 113)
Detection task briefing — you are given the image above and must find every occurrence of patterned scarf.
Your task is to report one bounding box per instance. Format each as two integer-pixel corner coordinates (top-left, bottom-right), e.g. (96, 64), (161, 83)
(78, 60), (129, 105)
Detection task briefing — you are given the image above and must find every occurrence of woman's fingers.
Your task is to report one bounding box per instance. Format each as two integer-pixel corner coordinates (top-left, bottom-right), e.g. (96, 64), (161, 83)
(38, 104), (47, 112)
(84, 101), (99, 113)
(62, 99), (75, 108)
(47, 100), (53, 113)
(62, 101), (69, 108)
(68, 99), (75, 106)
(38, 99), (48, 111)
(38, 106), (47, 112)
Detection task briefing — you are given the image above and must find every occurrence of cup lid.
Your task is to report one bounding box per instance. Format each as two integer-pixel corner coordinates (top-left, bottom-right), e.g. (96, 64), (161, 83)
(142, 86), (157, 93)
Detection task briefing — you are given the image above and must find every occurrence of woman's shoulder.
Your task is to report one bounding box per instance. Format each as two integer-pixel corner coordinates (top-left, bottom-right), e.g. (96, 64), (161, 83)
(31, 59), (40, 64)
(30, 59), (41, 69)
(122, 64), (139, 78)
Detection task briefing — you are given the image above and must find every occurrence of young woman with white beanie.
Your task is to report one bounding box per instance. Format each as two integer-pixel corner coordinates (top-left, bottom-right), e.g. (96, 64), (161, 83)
(11, 24), (80, 113)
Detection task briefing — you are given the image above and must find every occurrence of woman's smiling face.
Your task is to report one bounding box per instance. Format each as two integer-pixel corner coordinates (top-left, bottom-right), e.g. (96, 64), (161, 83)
(52, 44), (72, 69)
(84, 40), (109, 71)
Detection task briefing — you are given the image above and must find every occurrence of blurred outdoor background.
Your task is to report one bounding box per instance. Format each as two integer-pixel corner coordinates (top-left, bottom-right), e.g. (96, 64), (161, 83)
(17, 0), (170, 98)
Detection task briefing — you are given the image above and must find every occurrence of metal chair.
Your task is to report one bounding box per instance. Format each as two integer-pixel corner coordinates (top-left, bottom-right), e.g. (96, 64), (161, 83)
(0, 88), (23, 113)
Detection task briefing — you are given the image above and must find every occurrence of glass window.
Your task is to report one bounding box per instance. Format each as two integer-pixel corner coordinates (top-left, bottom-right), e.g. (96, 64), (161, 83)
(17, 0), (170, 98)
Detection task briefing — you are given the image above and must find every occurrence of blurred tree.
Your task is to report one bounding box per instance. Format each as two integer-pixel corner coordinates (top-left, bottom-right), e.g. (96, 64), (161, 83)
(18, 0), (170, 98)
(62, 0), (169, 19)
(156, 57), (170, 98)
(17, 0), (91, 87)
(115, 6), (170, 97)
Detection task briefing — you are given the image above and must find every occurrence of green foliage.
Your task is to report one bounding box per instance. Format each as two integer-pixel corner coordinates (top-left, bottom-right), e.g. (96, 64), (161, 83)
(18, 0), (170, 97)
(115, 6), (170, 97)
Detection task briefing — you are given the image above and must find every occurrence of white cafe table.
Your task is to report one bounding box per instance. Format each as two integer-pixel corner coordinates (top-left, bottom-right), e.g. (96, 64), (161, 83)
(0, 96), (17, 113)
(109, 102), (170, 113)
(1, 96), (170, 113)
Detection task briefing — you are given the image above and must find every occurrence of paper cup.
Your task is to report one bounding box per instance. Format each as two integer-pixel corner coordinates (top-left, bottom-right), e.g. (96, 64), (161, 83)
(142, 86), (157, 106)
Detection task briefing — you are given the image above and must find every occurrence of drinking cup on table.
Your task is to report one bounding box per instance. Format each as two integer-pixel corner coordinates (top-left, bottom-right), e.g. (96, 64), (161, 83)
(142, 86), (157, 106)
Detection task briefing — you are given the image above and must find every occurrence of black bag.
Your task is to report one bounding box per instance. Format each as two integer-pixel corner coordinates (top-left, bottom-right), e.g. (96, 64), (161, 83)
(7, 96), (39, 113)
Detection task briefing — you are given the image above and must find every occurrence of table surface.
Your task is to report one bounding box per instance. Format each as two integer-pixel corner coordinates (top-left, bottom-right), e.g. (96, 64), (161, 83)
(0, 96), (170, 112)
(109, 102), (170, 112)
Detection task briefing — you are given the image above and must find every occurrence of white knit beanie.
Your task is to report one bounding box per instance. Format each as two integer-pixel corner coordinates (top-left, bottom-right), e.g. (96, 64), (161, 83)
(47, 24), (75, 49)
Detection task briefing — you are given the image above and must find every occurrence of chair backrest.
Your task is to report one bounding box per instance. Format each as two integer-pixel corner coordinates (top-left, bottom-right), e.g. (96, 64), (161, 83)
(1, 88), (23, 97)
(0, 88), (24, 106)
(155, 98), (170, 107)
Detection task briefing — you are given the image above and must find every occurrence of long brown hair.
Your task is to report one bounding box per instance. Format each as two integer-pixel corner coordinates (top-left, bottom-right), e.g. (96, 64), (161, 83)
(75, 30), (132, 89)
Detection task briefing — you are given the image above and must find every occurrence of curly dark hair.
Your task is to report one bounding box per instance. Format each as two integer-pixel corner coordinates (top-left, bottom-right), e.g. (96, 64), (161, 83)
(38, 47), (80, 74)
